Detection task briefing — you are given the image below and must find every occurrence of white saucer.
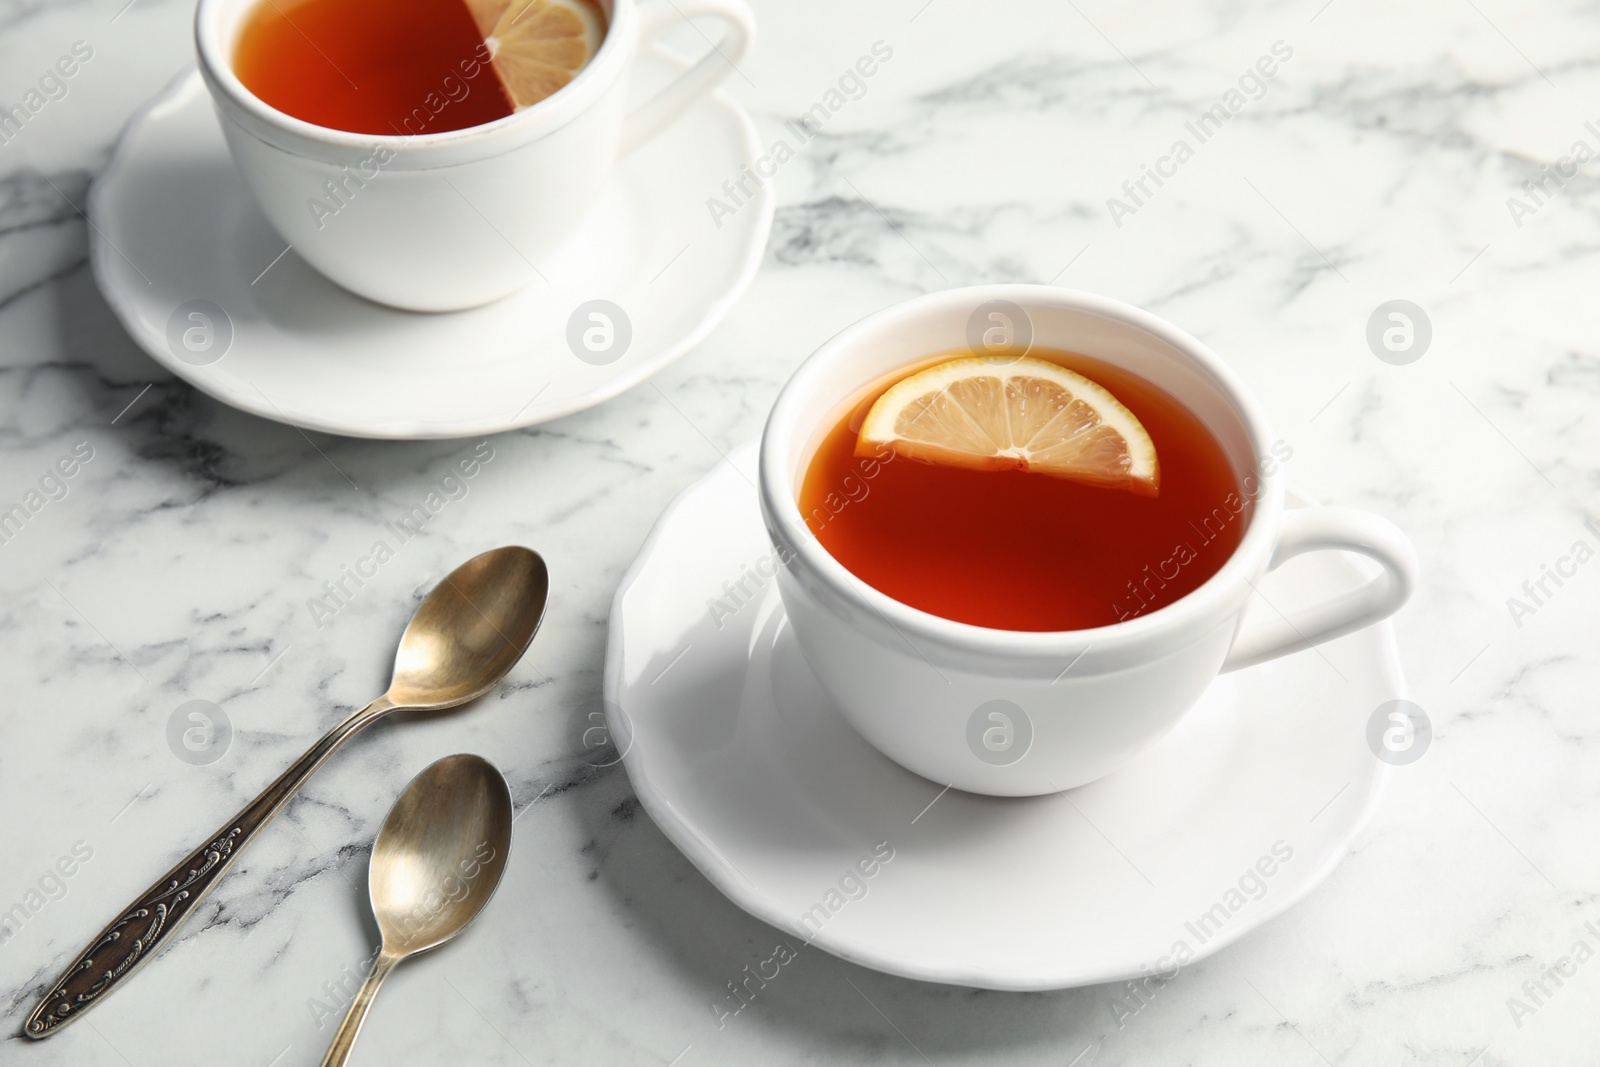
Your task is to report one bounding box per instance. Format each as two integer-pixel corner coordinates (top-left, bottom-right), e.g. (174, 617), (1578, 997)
(89, 58), (773, 439)
(605, 441), (1406, 991)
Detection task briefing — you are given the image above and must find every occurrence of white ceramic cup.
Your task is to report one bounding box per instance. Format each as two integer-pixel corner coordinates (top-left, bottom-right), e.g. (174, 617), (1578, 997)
(195, 0), (754, 311)
(759, 285), (1418, 797)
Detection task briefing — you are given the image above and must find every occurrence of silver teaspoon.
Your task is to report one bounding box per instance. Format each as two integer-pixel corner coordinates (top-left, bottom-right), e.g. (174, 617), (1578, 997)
(319, 753), (513, 1066)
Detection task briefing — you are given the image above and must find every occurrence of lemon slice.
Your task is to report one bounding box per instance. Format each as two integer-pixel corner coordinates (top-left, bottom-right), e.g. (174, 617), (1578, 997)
(466, 0), (604, 109)
(856, 355), (1160, 495)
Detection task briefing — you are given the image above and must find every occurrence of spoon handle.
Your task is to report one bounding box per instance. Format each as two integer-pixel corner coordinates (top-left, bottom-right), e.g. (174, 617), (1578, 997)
(319, 951), (399, 1067)
(23, 696), (394, 1039)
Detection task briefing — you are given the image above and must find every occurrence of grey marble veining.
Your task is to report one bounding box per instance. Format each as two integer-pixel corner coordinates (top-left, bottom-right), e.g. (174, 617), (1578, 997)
(0, 0), (1597, 1063)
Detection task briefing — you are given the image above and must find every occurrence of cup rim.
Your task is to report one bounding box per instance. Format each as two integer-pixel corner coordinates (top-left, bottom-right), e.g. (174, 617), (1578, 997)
(194, 0), (635, 165)
(758, 284), (1285, 662)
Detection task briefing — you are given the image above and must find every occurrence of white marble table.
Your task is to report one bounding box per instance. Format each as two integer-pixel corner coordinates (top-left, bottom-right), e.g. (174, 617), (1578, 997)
(1, 0), (1595, 1062)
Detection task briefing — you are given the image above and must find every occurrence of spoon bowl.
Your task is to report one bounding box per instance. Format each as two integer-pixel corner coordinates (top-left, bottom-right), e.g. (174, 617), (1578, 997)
(371, 754), (514, 955)
(387, 546), (550, 710)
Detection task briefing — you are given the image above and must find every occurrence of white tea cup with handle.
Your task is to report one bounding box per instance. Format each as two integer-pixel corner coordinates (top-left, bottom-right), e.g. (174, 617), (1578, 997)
(759, 285), (1419, 797)
(195, 0), (755, 310)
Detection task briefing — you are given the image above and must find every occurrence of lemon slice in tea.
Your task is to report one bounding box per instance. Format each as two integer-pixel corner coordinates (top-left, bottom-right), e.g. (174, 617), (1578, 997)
(856, 355), (1161, 495)
(467, 0), (605, 108)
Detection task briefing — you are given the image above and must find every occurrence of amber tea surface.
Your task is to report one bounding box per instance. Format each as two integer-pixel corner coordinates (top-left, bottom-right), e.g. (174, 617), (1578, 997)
(800, 350), (1252, 631)
(234, 0), (513, 135)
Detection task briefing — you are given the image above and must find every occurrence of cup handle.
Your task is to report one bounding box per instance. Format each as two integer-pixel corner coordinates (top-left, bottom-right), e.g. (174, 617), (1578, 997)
(1221, 506), (1417, 672)
(621, 0), (755, 154)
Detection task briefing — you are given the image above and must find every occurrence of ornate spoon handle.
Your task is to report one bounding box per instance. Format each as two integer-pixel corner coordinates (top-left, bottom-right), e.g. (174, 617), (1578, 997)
(24, 697), (392, 1038)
